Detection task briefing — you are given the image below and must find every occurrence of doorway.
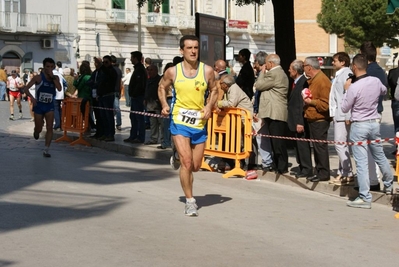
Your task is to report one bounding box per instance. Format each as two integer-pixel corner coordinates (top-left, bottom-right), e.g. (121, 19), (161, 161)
(2, 51), (21, 75)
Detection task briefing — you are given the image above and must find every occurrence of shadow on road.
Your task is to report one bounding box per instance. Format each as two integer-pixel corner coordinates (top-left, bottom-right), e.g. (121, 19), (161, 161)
(179, 194), (232, 209)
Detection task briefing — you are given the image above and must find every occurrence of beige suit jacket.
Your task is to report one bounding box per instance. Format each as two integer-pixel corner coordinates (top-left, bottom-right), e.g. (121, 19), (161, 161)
(218, 83), (253, 116)
(255, 65), (289, 121)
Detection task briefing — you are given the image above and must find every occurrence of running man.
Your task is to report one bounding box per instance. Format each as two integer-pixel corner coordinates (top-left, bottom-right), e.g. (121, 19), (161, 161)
(158, 35), (218, 217)
(24, 58), (61, 157)
(7, 70), (24, 120)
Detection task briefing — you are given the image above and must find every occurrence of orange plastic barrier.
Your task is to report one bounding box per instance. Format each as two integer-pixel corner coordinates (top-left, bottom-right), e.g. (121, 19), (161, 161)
(55, 98), (91, 146)
(201, 108), (252, 178)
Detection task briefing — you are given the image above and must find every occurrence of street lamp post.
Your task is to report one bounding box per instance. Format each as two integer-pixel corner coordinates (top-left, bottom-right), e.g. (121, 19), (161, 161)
(138, 6), (142, 51)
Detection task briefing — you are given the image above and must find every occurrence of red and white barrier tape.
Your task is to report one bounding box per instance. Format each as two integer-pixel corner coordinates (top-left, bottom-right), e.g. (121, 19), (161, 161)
(93, 106), (397, 146)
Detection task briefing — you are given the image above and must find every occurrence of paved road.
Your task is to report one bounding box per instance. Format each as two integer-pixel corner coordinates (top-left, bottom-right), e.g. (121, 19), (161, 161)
(0, 100), (398, 267)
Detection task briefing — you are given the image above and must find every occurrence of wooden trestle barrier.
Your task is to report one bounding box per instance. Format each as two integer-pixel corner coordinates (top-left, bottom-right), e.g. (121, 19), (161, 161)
(55, 98), (91, 146)
(201, 107), (252, 178)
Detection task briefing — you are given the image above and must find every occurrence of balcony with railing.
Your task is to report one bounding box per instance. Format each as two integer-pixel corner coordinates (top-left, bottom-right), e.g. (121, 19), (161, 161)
(0, 12), (61, 34)
(146, 13), (178, 28)
(103, 10), (274, 36)
(177, 15), (195, 30)
(249, 22), (274, 35)
(106, 9), (138, 24)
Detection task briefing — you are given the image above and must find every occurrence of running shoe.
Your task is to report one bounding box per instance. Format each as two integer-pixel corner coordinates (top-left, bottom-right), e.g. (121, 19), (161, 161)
(9, 115), (14, 120)
(19, 112), (23, 119)
(43, 150), (51, 158)
(185, 200), (198, 217)
(170, 150), (181, 170)
(33, 131), (39, 140)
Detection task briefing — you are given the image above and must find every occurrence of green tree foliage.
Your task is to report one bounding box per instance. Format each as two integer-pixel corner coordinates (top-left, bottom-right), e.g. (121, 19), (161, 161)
(317, 0), (399, 48)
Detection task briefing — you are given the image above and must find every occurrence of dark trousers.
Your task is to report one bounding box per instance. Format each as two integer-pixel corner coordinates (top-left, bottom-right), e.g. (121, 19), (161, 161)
(99, 94), (115, 138)
(292, 128), (313, 176)
(308, 120), (330, 179)
(264, 118), (289, 173)
(129, 96), (145, 142)
(80, 97), (96, 129)
(93, 98), (103, 136)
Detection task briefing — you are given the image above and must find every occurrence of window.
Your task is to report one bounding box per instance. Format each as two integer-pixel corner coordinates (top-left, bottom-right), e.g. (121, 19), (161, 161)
(112, 0), (125, 9)
(3, 0), (20, 12)
(148, 0), (169, 14)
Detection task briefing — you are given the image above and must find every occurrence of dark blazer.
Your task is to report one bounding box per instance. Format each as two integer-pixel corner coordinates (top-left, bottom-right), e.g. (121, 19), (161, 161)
(129, 62), (147, 98)
(388, 67), (399, 99)
(236, 61), (255, 100)
(287, 75), (308, 132)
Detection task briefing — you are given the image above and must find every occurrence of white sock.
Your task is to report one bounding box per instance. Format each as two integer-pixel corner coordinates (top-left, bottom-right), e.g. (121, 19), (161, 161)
(186, 197), (195, 203)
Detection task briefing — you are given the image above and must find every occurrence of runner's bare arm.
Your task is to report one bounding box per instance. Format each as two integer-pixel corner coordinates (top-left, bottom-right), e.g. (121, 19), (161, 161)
(53, 75), (62, 91)
(158, 67), (175, 116)
(202, 65), (218, 120)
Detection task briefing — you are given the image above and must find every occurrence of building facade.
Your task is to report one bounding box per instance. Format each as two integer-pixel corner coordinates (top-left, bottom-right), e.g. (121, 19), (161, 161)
(77, 0), (275, 72)
(294, 0), (345, 76)
(0, 0), (78, 73)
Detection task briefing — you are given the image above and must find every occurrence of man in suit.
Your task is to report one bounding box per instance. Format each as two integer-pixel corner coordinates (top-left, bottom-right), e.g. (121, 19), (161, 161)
(287, 59), (313, 178)
(388, 59), (399, 135)
(255, 54), (289, 174)
(303, 57), (331, 182)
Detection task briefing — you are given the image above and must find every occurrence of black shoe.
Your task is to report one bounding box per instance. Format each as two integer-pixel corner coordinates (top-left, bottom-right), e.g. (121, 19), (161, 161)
(261, 166), (274, 175)
(157, 145), (166, 149)
(277, 170), (288, 175)
(295, 173), (313, 179)
(104, 136), (115, 142)
(90, 134), (99, 139)
(309, 175), (329, 182)
(370, 184), (380, 191)
(43, 150), (51, 158)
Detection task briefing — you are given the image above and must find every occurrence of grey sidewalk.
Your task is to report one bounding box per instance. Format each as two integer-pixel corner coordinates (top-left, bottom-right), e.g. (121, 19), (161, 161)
(47, 100), (399, 208)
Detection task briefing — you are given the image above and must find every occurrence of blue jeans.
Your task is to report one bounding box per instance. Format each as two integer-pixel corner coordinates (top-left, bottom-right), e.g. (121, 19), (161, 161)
(0, 81), (6, 100)
(350, 120), (393, 202)
(256, 122), (273, 168)
(129, 96), (145, 142)
(53, 99), (62, 129)
(161, 98), (172, 148)
(114, 94), (121, 127)
(99, 94), (115, 138)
